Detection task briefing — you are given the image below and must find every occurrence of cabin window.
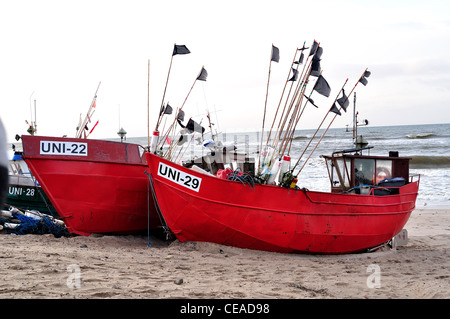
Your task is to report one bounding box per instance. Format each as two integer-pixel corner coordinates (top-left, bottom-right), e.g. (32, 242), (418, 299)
(375, 160), (392, 184)
(328, 157), (351, 188)
(9, 162), (22, 175)
(354, 158), (375, 185)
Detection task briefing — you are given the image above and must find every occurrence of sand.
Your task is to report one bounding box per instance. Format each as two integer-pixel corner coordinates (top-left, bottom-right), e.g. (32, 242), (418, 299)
(0, 208), (448, 300)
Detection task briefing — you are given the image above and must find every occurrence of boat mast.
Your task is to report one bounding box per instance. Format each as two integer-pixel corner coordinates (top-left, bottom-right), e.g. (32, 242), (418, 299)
(353, 92), (357, 147)
(76, 82), (101, 139)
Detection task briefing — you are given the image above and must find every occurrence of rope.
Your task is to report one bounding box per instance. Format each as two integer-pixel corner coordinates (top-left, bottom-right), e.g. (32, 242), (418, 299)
(144, 171), (173, 240)
(226, 169), (256, 190)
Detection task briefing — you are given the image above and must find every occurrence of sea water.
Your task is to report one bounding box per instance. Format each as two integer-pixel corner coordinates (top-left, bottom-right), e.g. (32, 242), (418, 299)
(124, 123), (450, 208)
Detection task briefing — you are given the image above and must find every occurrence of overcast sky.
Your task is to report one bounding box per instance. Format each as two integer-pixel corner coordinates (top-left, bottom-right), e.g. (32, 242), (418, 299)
(1, 0), (449, 143)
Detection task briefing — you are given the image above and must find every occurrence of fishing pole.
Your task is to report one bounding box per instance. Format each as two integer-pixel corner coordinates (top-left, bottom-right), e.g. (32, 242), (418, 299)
(147, 59), (151, 149)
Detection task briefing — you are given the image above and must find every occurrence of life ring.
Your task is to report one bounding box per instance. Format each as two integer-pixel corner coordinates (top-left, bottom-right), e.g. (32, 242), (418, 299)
(376, 167), (391, 184)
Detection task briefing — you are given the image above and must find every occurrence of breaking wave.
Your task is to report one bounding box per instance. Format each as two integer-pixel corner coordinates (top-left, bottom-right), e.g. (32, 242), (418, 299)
(406, 133), (435, 139)
(410, 155), (450, 168)
(293, 135), (310, 140)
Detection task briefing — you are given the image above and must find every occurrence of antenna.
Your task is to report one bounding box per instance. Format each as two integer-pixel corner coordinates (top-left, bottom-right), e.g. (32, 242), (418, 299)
(117, 104), (127, 142)
(27, 91), (36, 135)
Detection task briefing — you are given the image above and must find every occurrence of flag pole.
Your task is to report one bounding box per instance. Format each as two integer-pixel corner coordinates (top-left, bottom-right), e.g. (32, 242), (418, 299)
(294, 68), (368, 177)
(147, 59), (151, 149)
(286, 84), (317, 155)
(293, 78), (349, 176)
(257, 44), (276, 174)
(76, 81), (101, 139)
(279, 80), (309, 156)
(156, 52), (175, 131)
(272, 42), (318, 157)
(258, 47), (300, 176)
(271, 44), (318, 164)
(291, 78), (348, 173)
(266, 45), (303, 149)
(159, 74), (199, 153)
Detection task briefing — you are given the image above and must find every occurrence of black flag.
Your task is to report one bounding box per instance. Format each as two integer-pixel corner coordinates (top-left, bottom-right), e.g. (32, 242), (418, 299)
(336, 89), (349, 112)
(314, 46), (323, 60)
(309, 40), (319, 56)
(310, 46), (323, 77)
(186, 118), (205, 134)
(313, 75), (331, 97)
(294, 52), (304, 65)
(177, 110), (185, 122)
(197, 67), (208, 81)
(298, 44), (309, 52)
(173, 44), (190, 56)
(359, 77), (368, 86)
(310, 59), (321, 77)
(306, 96), (319, 108)
(178, 134), (188, 145)
(288, 68), (299, 81)
(160, 103), (173, 115)
(359, 70), (371, 86)
(177, 120), (185, 129)
(330, 103), (341, 116)
(271, 45), (280, 63)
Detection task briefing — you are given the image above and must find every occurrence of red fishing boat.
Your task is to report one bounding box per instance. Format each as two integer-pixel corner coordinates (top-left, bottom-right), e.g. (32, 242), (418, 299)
(21, 135), (160, 235)
(145, 150), (419, 254)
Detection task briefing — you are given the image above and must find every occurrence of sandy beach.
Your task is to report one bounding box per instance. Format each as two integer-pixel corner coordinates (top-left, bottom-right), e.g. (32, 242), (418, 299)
(0, 208), (448, 300)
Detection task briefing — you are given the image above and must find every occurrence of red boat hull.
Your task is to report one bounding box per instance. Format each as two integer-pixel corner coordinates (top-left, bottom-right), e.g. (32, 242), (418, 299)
(21, 135), (160, 236)
(146, 153), (419, 254)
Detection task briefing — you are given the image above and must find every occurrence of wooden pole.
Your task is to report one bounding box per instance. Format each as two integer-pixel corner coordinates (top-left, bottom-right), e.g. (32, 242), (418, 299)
(147, 59), (150, 149)
(294, 68), (368, 177)
(76, 81), (101, 139)
(270, 46), (317, 163)
(156, 54), (174, 131)
(272, 43), (318, 156)
(264, 47), (299, 148)
(286, 85), (316, 155)
(294, 80), (348, 176)
(257, 45), (275, 174)
(159, 75), (198, 152)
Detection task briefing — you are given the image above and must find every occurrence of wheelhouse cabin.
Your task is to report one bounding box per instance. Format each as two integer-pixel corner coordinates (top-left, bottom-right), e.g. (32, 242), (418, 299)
(322, 147), (412, 195)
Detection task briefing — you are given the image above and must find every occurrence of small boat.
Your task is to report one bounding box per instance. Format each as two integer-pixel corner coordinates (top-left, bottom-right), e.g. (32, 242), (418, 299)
(145, 149), (419, 254)
(21, 135), (161, 236)
(5, 150), (59, 218)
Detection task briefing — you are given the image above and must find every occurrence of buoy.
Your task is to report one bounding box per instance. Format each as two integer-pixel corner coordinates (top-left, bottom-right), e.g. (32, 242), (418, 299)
(261, 146), (275, 170)
(7, 206), (22, 215)
(4, 223), (19, 229)
(0, 210), (13, 218)
(267, 157), (283, 185)
(25, 211), (43, 220)
(150, 130), (159, 153)
(53, 219), (65, 226)
(290, 177), (298, 189)
(278, 155), (291, 183)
